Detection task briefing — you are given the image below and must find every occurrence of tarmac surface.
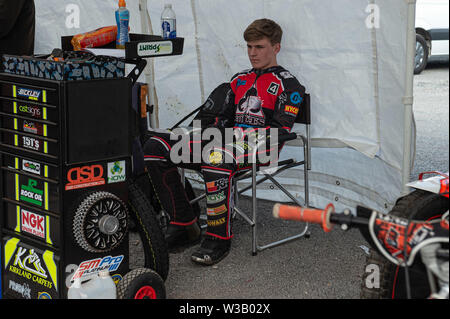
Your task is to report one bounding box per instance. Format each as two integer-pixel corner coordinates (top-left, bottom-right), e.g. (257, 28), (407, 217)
(130, 60), (449, 299)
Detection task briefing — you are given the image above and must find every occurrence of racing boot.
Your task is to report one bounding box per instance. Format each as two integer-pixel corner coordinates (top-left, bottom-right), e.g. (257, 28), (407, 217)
(165, 221), (201, 253)
(191, 236), (231, 266)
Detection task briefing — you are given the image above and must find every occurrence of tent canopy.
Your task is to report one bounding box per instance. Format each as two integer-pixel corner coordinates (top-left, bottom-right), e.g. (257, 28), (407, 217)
(34, 0), (416, 213)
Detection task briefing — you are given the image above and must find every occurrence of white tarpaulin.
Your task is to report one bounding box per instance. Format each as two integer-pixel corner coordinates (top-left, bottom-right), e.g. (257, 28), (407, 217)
(33, 0), (415, 213)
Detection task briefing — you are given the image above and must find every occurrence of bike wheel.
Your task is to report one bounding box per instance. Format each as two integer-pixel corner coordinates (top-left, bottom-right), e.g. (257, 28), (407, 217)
(360, 189), (449, 299)
(128, 179), (169, 281)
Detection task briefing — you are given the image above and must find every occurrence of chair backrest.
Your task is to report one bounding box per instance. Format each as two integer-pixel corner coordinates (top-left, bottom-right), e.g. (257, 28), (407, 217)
(295, 93), (311, 125)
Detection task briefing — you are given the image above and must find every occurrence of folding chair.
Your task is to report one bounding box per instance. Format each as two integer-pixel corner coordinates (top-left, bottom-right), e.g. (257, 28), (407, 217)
(232, 93), (312, 255)
(159, 83), (311, 255)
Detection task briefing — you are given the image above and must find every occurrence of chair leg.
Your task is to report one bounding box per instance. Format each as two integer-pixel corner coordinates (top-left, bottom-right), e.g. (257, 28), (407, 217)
(252, 161), (258, 256)
(250, 159), (311, 253)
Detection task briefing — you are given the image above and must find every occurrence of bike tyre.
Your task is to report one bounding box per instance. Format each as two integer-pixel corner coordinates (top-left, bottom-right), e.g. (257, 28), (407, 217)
(128, 179), (170, 281)
(360, 189), (448, 299)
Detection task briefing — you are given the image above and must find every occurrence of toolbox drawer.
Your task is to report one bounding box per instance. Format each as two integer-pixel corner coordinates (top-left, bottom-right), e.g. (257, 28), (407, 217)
(0, 113), (58, 138)
(2, 169), (59, 213)
(0, 98), (58, 122)
(0, 81), (58, 105)
(3, 201), (60, 247)
(1, 152), (59, 181)
(0, 129), (59, 160)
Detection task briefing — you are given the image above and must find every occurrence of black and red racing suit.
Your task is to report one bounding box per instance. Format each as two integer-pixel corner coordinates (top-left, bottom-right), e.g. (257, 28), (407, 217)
(143, 66), (306, 240)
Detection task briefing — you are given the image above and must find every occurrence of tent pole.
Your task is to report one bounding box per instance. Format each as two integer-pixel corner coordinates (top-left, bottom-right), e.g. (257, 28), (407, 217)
(401, 0), (416, 195)
(139, 0), (159, 128)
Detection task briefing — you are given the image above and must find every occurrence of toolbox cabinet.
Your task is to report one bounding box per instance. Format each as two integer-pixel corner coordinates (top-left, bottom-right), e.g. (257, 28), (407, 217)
(0, 72), (132, 299)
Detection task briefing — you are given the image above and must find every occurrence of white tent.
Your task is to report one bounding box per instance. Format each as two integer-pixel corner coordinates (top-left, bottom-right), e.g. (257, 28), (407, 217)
(34, 0), (417, 213)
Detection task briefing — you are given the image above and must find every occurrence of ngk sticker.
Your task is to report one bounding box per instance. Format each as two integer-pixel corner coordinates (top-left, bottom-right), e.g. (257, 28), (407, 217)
(72, 255), (124, 281)
(21, 209), (45, 239)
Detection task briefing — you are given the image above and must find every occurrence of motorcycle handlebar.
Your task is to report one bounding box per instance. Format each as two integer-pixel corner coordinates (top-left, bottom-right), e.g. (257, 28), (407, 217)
(273, 203), (370, 232)
(273, 203), (335, 232)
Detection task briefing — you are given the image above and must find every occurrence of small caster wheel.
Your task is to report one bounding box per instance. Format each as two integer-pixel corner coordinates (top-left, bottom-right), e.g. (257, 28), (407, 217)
(117, 268), (166, 299)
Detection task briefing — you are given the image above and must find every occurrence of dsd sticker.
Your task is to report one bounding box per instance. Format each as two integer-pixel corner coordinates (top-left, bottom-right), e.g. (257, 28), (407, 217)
(65, 164), (105, 191)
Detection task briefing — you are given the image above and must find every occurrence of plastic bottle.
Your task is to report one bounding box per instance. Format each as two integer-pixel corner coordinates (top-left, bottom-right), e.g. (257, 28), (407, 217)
(116, 0), (130, 49)
(161, 4), (176, 39)
(67, 271), (117, 299)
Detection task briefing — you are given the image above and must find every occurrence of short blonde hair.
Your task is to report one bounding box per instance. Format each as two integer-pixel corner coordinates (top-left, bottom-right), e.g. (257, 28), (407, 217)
(243, 19), (283, 45)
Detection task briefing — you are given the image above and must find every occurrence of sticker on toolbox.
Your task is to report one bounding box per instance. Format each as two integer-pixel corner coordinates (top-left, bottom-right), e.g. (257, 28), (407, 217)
(21, 135), (41, 151)
(65, 164), (105, 191)
(20, 208), (46, 240)
(3, 237), (58, 299)
(9, 100), (47, 120)
(19, 178), (44, 207)
(1, 130), (57, 156)
(2, 171), (57, 212)
(22, 159), (42, 175)
(14, 86), (45, 102)
(2, 154), (56, 180)
(107, 160), (126, 184)
(71, 255), (124, 281)
(5, 116), (57, 143)
(4, 202), (56, 246)
(13, 174), (50, 210)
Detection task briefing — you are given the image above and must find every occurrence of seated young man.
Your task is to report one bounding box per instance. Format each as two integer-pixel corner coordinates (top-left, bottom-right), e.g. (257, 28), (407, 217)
(143, 18), (306, 265)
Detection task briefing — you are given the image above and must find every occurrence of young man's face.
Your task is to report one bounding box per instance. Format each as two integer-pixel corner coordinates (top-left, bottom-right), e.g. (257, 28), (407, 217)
(247, 37), (280, 70)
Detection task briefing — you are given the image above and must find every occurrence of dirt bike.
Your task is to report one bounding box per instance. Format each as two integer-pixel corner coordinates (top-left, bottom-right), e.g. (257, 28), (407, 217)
(273, 171), (449, 299)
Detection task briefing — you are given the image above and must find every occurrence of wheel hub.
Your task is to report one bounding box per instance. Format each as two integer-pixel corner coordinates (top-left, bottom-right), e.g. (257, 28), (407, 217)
(73, 191), (128, 253)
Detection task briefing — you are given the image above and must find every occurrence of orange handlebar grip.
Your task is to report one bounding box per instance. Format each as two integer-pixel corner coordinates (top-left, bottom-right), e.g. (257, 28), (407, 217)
(273, 203), (335, 232)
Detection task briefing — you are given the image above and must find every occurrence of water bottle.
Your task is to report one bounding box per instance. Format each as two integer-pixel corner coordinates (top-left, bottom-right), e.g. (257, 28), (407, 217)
(161, 4), (176, 39)
(116, 0), (130, 49)
(67, 270), (117, 299)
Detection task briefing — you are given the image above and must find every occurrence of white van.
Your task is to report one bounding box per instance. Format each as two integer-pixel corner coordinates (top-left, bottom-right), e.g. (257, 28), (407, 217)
(415, 0), (449, 74)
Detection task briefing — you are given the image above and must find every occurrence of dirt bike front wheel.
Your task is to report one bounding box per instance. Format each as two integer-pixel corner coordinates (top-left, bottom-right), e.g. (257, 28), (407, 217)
(360, 189), (449, 299)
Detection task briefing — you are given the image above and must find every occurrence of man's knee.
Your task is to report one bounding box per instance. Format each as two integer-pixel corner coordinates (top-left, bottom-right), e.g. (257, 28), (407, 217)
(143, 135), (172, 163)
(203, 147), (238, 172)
